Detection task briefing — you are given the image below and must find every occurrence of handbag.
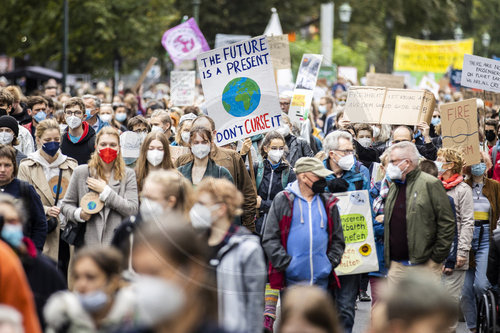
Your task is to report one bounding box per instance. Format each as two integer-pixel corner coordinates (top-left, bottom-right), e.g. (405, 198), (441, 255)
(47, 169), (63, 233)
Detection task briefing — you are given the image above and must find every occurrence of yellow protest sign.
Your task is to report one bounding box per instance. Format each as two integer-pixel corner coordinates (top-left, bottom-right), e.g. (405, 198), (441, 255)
(394, 36), (474, 73)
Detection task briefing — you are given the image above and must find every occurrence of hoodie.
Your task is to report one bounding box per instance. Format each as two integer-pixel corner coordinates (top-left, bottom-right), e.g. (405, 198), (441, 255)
(284, 180), (332, 288)
(60, 121), (96, 165)
(28, 150), (68, 181)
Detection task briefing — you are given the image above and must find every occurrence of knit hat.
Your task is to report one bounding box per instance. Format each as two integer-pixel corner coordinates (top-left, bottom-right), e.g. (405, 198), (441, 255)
(0, 116), (19, 137)
(295, 157), (333, 178)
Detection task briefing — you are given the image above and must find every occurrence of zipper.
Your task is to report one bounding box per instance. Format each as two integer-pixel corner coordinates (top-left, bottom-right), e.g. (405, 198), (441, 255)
(266, 169), (274, 201)
(308, 201), (313, 284)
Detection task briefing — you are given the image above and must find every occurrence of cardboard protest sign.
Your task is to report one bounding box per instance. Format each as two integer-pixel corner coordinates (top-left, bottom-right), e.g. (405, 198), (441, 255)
(289, 54), (323, 123)
(170, 71), (195, 106)
(215, 34), (251, 48)
(162, 18), (210, 66)
(366, 73), (404, 89)
(344, 87), (435, 125)
(461, 54), (500, 93)
(197, 36), (281, 146)
(334, 190), (379, 276)
(394, 36), (474, 73)
(439, 99), (481, 165)
(267, 35), (291, 70)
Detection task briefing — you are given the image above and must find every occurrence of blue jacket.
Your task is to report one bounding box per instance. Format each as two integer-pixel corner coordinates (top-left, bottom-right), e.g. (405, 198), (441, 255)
(369, 181), (387, 277)
(323, 158), (370, 193)
(284, 181), (332, 289)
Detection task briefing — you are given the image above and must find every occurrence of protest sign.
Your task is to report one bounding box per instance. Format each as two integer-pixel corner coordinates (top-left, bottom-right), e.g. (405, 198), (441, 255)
(267, 35), (291, 70)
(215, 34), (252, 48)
(344, 87), (435, 125)
(318, 65), (338, 86)
(162, 18), (210, 66)
(439, 98), (481, 165)
(461, 54), (500, 93)
(450, 69), (462, 88)
(393, 36), (474, 73)
(366, 73), (404, 88)
(170, 71), (195, 106)
(418, 76), (440, 100)
(197, 36), (281, 146)
(338, 66), (358, 84)
(289, 54), (323, 123)
(334, 190), (378, 276)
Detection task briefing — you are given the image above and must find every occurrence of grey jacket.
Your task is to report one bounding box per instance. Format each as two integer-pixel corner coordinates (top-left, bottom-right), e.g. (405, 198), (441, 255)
(60, 165), (139, 247)
(213, 227), (266, 333)
(446, 181), (474, 270)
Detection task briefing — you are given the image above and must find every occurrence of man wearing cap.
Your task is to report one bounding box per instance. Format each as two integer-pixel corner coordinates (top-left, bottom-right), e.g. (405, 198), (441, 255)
(262, 157), (345, 291)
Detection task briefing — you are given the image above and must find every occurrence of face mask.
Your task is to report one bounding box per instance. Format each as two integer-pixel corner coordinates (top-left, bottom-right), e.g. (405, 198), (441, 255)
(310, 178), (327, 194)
(115, 113), (127, 122)
(151, 125), (164, 133)
(147, 150), (164, 166)
(358, 138), (372, 148)
(140, 198), (164, 222)
(372, 126), (380, 139)
(444, 94), (452, 102)
(434, 161), (444, 175)
(431, 117), (441, 126)
(277, 125), (290, 137)
(336, 153), (355, 171)
(386, 160), (407, 180)
(123, 157), (137, 166)
(191, 144), (211, 159)
(0, 132), (14, 145)
(66, 115), (82, 129)
(181, 131), (191, 144)
(471, 163), (487, 177)
(189, 203), (219, 231)
(85, 108), (92, 120)
(33, 111), (47, 123)
(42, 141), (60, 157)
(486, 130), (496, 142)
(268, 149), (284, 163)
(99, 147), (118, 164)
(1, 224), (23, 247)
(133, 275), (185, 327)
(318, 105), (327, 114)
(100, 114), (112, 123)
(78, 290), (109, 314)
(0, 108), (7, 116)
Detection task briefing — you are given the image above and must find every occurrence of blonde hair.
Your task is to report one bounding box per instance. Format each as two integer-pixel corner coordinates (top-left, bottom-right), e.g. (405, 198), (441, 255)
(437, 148), (464, 174)
(195, 177), (243, 220)
(143, 170), (194, 217)
(88, 127), (125, 181)
(175, 119), (193, 147)
(35, 118), (60, 140)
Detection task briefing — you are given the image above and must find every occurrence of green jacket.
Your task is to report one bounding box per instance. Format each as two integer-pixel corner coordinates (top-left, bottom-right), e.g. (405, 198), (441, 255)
(384, 168), (455, 266)
(177, 158), (234, 184)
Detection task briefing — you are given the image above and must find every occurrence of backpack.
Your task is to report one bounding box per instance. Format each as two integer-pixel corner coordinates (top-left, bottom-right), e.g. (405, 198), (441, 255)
(256, 161), (290, 191)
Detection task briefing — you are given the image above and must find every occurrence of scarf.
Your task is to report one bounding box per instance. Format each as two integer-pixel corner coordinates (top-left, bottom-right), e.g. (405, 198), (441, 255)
(441, 173), (463, 190)
(373, 177), (391, 216)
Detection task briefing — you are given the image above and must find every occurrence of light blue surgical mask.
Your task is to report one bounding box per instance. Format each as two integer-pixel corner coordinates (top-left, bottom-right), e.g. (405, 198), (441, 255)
(318, 105), (327, 114)
(115, 113), (127, 122)
(431, 117), (441, 126)
(471, 163), (487, 177)
(34, 111), (47, 123)
(85, 108), (92, 120)
(1, 224), (24, 247)
(123, 157), (137, 166)
(77, 290), (109, 314)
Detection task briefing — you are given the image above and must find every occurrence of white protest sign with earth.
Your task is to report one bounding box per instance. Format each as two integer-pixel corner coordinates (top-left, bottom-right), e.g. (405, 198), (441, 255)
(334, 190), (379, 276)
(197, 36), (282, 146)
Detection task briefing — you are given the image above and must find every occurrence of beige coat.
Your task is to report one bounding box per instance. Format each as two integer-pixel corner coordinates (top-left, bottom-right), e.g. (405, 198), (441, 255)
(18, 155), (78, 261)
(60, 165), (139, 247)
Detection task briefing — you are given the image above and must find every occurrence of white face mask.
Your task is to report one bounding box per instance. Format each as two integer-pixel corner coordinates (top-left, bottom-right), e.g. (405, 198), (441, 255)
(0, 132), (14, 145)
(99, 114), (112, 123)
(358, 138), (372, 148)
(268, 149), (284, 163)
(336, 153), (355, 171)
(139, 198), (165, 222)
(66, 115), (82, 129)
(372, 126), (381, 139)
(181, 131), (190, 143)
(151, 125), (164, 133)
(386, 160), (407, 180)
(191, 144), (211, 159)
(189, 203), (219, 231)
(146, 150), (164, 167)
(277, 125), (290, 137)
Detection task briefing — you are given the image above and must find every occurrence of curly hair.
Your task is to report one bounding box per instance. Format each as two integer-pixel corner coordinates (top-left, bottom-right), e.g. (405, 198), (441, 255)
(437, 148), (465, 175)
(195, 177), (243, 221)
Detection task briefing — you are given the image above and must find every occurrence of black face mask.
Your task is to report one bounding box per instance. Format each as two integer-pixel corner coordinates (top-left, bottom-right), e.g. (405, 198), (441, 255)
(311, 178), (327, 194)
(0, 108), (7, 117)
(486, 130), (496, 142)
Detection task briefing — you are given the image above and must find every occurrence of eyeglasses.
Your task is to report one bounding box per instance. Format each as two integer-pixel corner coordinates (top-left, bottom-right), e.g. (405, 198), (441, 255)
(280, 102), (290, 106)
(334, 149), (354, 155)
(65, 110), (83, 116)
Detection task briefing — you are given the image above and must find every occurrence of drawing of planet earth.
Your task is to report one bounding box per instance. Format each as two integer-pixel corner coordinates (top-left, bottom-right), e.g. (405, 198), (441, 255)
(222, 77), (261, 117)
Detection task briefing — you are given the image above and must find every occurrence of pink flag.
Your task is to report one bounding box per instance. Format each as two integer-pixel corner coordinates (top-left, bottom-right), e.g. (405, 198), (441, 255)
(161, 18), (210, 65)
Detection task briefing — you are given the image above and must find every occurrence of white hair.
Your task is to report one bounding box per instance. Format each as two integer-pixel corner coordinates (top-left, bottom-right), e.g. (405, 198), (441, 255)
(323, 130), (353, 153)
(388, 141), (419, 166)
(82, 94), (101, 108)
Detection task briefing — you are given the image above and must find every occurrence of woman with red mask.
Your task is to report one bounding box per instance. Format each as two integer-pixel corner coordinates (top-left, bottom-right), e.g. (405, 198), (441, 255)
(61, 127), (139, 249)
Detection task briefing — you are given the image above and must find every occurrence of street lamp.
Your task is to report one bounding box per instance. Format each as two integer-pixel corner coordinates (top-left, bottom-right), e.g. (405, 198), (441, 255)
(482, 32), (491, 57)
(454, 25), (463, 40)
(421, 28), (431, 40)
(193, 0), (201, 24)
(339, 3), (352, 45)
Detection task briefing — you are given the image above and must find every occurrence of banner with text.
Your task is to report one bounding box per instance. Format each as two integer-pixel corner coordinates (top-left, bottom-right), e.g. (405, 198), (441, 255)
(461, 54), (500, 93)
(335, 190), (379, 276)
(197, 36), (281, 146)
(267, 35), (291, 70)
(170, 71), (195, 106)
(394, 36), (474, 73)
(289, 54), (323, 123)
(439, 98), (481, 165)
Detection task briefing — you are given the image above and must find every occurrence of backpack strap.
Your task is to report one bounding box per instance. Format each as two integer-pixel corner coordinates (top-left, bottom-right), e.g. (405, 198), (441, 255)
(256, 161), (264, 190)
(281, 166), (290, 189)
